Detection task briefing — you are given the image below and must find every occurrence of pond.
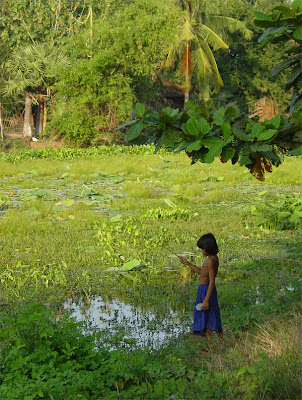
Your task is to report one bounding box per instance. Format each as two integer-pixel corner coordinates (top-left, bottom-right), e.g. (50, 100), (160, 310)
(64, 294), (192, 350)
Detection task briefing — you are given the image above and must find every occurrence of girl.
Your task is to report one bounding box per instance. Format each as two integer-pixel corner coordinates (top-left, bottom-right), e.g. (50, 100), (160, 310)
(179, 233), (223, 340)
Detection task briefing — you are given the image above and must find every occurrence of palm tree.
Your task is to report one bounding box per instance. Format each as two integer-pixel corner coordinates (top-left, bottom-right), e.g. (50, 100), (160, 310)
(161, 0), (253, 104)
(1, 44), (69, 138)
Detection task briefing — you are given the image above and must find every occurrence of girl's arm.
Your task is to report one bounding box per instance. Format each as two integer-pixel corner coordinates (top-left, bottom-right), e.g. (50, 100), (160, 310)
(178, 256), (201, 274)
(201, 262), (216, 310)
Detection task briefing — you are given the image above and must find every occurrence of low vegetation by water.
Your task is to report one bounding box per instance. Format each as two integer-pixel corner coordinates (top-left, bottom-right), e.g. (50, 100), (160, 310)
(0, 147), (301, 399)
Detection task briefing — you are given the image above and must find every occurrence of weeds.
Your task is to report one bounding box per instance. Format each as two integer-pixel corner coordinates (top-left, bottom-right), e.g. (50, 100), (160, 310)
(0, 148), (301, 399)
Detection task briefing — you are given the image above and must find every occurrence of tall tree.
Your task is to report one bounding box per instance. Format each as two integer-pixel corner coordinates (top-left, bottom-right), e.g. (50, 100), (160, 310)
(1, 44), (68, 138)
(254, 0), (302, 113)
(50, 0), (183, 144)
(215, 0), (291, 114)
(159, 0), (252, 104)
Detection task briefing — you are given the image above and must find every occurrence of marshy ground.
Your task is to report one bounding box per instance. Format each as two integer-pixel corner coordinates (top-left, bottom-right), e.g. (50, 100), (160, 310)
(0, 148), (301, 399)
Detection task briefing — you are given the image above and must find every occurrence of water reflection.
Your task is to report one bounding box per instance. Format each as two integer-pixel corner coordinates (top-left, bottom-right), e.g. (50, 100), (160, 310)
(64, 295), (191, 349)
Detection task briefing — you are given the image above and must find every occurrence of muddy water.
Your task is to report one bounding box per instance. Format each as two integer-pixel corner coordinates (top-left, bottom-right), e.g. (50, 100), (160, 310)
(64, 295), (191, 349)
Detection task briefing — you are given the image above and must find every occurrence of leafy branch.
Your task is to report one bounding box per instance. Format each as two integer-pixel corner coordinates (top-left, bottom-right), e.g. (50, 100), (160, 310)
(118, 102), (302, 181)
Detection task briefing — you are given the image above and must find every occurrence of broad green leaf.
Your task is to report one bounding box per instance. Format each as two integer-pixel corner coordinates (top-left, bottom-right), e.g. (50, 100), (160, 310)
(187, 140), (203, 152)
(221, 147), (236, 162)
(251, 123), (265, 139)
(264, 114), (280, 129)
(293, 26), (302, 40)
(200, 117), (210, 134)
(286, 68), (301, 85)
(162, 107), (179, 117)
(274, 6), (292, 17)
(253, 10), (272, 20)
(24, 169), (38, 175)
(258, 26), (287, 47)
(292, 0), (302, 13)
(24, 208), (41, 216)
(111, 176), (124, 184)
(289, 145), (302, 156)
(289, 211), (302, 223)
(186, 117), (201, 136)
(123, 273), (136, 280)
(116, 119), (139, 130)
(257, 129), (276, 141)
(125, 120), (144, 141)
(203, 138), (225, 163)
(225, 106), (240, 121)
(61, 199), (74, 207)
(251, 144), (273, 152)
(271, 58), (295, 76)
(233, 128), (251, 142)
(122, 259), (141, 271)
(110, 214), (122, 222)
(83, 200), (98, 206)
(135, 103), (145, 117)
(164, 198), (177, 208)
(221, 122), (231, 139)
(212, 108), (225, 125)
(277, 211), (291, 219)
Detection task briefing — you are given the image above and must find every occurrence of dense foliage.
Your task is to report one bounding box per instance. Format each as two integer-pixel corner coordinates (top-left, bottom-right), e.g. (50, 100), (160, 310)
(0, 144), (166, 162)
(120, 102), (302, 180)
(0, 304), (190, 399)
(254, 0), (302, 113)
(1, 303), (300, 400)
(0, 0), (298, 143)
(48, 0), (183, 145)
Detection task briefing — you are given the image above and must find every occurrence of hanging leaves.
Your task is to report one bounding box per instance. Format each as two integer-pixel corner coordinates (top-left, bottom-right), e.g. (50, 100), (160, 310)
(118, 101), (302, 181)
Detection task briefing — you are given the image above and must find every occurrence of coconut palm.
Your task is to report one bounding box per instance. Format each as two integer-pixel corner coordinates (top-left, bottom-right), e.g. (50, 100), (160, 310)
(1, 44), (69, 138)
(161, 0), (253, 104)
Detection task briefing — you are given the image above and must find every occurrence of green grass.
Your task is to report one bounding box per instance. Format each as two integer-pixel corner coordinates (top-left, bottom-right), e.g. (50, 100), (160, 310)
(0, 149), (301, 399)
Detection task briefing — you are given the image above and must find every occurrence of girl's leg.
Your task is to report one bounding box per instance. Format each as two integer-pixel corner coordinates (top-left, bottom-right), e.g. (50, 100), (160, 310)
(205, 329), (213, 347)
(217, 330), (223, 339)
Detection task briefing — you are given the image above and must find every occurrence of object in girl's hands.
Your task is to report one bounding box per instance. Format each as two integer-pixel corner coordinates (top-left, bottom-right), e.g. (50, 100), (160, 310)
(196, 303), (203, 311)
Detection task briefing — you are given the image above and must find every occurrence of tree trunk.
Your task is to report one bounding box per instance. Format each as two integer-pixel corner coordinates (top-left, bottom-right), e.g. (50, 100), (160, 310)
(43, 98), (47, 136)
(184, 90), (189, 106)
(35, 93), (44, 136)
(0, 102), (4, 141)
(23, 93), (34, 138)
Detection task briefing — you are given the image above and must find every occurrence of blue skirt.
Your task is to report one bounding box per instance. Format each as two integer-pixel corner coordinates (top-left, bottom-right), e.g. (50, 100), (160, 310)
(193, 284), (222, 335)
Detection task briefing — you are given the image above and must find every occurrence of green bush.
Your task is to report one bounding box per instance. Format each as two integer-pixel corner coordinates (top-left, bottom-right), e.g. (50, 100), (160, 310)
(0, 304), (189, 400)
(246, 194), (302, 231)
(0, 144), (168, 162)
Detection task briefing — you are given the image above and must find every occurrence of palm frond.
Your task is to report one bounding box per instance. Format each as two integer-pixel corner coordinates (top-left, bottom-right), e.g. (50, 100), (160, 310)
(206, 15), (253, 40)
(3, 44), (69, 96)
(193, 43), (212, 87)
(198, 24), (229, 50)
(195, 35), (224, 90)
(180, 12), (195, 42)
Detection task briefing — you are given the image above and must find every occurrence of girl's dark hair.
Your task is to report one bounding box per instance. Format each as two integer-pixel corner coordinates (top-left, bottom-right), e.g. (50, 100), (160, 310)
(197, 233), (218, 255)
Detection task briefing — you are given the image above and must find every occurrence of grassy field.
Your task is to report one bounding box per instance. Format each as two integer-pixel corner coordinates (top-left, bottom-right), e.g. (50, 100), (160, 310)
(0, 148), (301, 399)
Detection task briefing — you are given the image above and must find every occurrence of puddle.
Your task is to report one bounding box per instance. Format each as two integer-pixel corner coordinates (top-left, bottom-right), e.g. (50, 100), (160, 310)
(64, 295), (191, 350)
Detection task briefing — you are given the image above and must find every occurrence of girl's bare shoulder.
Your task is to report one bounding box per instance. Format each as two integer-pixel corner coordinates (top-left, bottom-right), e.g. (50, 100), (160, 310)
(208, 255), (219, 267)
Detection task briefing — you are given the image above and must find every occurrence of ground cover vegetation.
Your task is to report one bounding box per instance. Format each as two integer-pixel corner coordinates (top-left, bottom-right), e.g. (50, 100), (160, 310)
(0, 149), (301, 399)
